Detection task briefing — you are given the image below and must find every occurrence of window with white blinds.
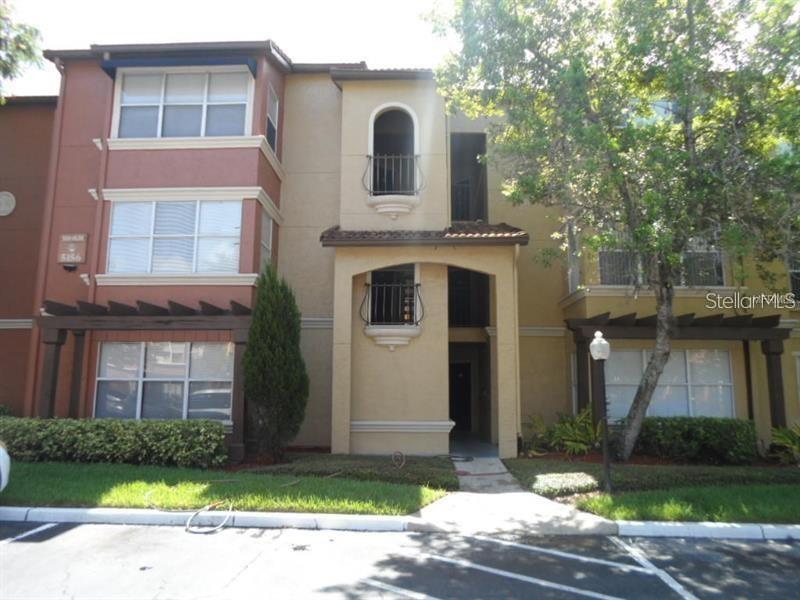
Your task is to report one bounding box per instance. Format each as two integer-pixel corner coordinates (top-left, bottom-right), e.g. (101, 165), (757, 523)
(605, 349), (734, 420)
(260, 209), (273, 272)
(266, 84), (279, 152)
(116, 70), (251, 138)
(95, 342), (234, 423)
(108, 200), (241, 274)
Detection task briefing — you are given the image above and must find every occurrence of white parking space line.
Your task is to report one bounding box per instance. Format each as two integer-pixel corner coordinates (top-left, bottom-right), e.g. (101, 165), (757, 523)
(610, 537), (698, 600)
(423, 554), (625, 600)
(0, 522), (57, 545)
(470, 534), (653, 574)
(363, 578), (444, 599)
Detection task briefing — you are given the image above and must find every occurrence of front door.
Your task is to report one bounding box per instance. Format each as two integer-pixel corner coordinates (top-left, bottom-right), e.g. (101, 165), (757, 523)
(449, 362), (472, 432)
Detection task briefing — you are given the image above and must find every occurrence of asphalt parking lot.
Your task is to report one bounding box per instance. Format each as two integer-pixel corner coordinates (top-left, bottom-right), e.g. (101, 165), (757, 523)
(1, 521), (799, 599)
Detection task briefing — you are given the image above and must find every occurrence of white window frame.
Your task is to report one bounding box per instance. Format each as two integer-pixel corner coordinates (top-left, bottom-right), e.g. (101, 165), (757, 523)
(366, 263), (421, 326)
(605, 348), (735, 419)
(111, 66), (255, 139)
(94, 341), (234, 425)
(107, 199), (242, 275)
(266, 83), (279, 153)
(259, 209), (273, 271)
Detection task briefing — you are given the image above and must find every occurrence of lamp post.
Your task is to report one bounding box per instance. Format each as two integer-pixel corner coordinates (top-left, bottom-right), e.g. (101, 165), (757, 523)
(589, 330), (612, 494)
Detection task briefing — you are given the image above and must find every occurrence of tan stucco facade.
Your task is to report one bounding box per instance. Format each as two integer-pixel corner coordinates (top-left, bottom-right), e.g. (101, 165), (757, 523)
(275, 71), (798, 458)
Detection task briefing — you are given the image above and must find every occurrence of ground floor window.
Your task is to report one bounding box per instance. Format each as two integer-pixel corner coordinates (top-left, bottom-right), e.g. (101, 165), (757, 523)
(605, 349), (733, 420)
(95, 341), (234, 423)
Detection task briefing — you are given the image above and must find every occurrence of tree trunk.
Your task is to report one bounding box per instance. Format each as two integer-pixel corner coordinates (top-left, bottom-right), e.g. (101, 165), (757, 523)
(620, 278), (676, 460)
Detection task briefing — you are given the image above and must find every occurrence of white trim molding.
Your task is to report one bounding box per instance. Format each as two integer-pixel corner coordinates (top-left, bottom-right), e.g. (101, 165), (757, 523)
(364, 325), (421, 350)
(0, 319), (33, 329)
(350, 420), (455, 433)
(301, 317), (333, 329)
(559, 285), (744, 309)
(485, 326), (566, 338)
(365, 193), (421, 220)
(95, 273), (259, 287)
(105, 135), (286, 181)
(101, 186), (283, 225)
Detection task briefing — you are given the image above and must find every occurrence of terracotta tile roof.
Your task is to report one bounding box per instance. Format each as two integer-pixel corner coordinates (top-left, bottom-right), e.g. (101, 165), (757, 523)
(320, 223), (529, 247)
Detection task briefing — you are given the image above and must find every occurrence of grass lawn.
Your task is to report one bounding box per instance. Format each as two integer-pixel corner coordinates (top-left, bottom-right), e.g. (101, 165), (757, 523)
(247, 453), (460, 491)
(505, 458), (800, 498)
(0, 462), (447, 516)
(577, 484), (800, 523)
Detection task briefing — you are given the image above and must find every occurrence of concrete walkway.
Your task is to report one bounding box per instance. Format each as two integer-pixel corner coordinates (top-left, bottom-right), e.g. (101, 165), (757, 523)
(452, 456), (522, 493)
(418, 455), (616, 535)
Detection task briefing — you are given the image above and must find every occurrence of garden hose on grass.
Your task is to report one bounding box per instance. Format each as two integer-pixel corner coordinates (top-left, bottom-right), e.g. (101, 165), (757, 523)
(143, 486), (236, 534)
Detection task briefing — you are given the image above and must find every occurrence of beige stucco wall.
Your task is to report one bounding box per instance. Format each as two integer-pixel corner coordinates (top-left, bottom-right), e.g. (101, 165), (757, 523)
(279, 73), (341, 447)
(339, 80), (449, 231)
(349, 264), (451, 454)
(330, 244), (521, 458)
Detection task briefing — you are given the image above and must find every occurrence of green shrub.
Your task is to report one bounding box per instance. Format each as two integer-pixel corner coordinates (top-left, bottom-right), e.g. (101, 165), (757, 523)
(772, 423), (800, 465)
(0, 405), (9, 416)
(0, 417), (227, 468)
(634, 417), (757, 465)
(548, 408), (601, 456)
(521, 415), (550, 456)
(244, 266), (309, 460)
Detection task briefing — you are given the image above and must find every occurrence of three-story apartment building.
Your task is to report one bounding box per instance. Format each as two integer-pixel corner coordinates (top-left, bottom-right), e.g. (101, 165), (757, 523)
(1, 40), (798, 460)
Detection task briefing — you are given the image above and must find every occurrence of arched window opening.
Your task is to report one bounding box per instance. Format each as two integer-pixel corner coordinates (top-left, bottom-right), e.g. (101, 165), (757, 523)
(370, 109), (417, 195)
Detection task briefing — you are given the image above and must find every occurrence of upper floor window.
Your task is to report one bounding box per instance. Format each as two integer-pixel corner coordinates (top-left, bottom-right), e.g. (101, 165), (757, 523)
(789, 258), (800, 298)
(108, 200), (241, 274)
(598, 236), (724, 287)
(115, 69), (252, 138)
(259, 209), (273, 272)
(369, 108), (418, 195)
(266, 84), (279, 152)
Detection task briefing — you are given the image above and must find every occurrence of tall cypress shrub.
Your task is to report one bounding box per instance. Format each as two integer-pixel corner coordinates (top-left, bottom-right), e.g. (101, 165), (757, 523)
(243, 266), (309, 460)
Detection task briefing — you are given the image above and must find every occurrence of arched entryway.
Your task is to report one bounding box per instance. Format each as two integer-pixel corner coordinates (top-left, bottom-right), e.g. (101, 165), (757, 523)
(326, 242), (523, 459)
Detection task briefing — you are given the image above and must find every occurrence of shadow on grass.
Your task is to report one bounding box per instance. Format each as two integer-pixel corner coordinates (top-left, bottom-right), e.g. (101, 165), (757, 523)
(0, 462), (445, 516)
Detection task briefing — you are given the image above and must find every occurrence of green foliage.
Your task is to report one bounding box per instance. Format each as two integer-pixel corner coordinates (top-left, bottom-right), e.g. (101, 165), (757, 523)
(0, 405), (9, 416)
(578, 484), (800, 523)
(1, 462), (446, 516)
(0, 1), (41, 99)
(243, 267), (309, 460)
(253, 453), (460, 491)
(771, 422), (800, 465)
(548, 408), (601, 456)
(521, 414), (550, 456)
(0, 417), (227, 468)
(505, 458), (800, 498)
(436, 0), (800, 457)
(635, 417), (758, 465)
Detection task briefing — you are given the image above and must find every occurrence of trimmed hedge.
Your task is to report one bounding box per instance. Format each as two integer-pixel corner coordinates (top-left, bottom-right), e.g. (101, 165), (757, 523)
(634, 417), (757, 465)
(0, 417), (227, 469)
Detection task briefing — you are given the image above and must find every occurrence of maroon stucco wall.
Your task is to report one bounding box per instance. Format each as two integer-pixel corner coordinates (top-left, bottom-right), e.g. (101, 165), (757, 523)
(0, 98), (56, 414)
(27, 52), (286, 419)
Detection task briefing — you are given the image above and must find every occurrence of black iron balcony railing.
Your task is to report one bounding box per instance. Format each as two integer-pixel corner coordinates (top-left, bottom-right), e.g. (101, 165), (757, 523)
(363, 154), (422, 195)
(360, 282), (424, 326)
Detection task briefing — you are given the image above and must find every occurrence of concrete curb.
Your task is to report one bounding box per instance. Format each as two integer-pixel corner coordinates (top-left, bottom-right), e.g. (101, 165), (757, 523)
(0, 506), (423, 532)
(618, 520), (800, 540)
(1, 507), (798, 539)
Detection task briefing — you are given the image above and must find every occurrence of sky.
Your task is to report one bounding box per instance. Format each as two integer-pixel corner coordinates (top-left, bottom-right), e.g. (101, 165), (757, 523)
(8, 0), (457, 96)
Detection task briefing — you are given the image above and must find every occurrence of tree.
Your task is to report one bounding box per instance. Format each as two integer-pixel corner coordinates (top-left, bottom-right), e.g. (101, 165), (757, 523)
(243, 267), (309, 460)
(0, 0), (40, 100)
(436, 0), (800, 459)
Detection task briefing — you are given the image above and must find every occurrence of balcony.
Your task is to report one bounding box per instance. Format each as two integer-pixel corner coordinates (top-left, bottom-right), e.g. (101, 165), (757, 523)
(360, 278), (423, 350)
(363, 154), (421, 219)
